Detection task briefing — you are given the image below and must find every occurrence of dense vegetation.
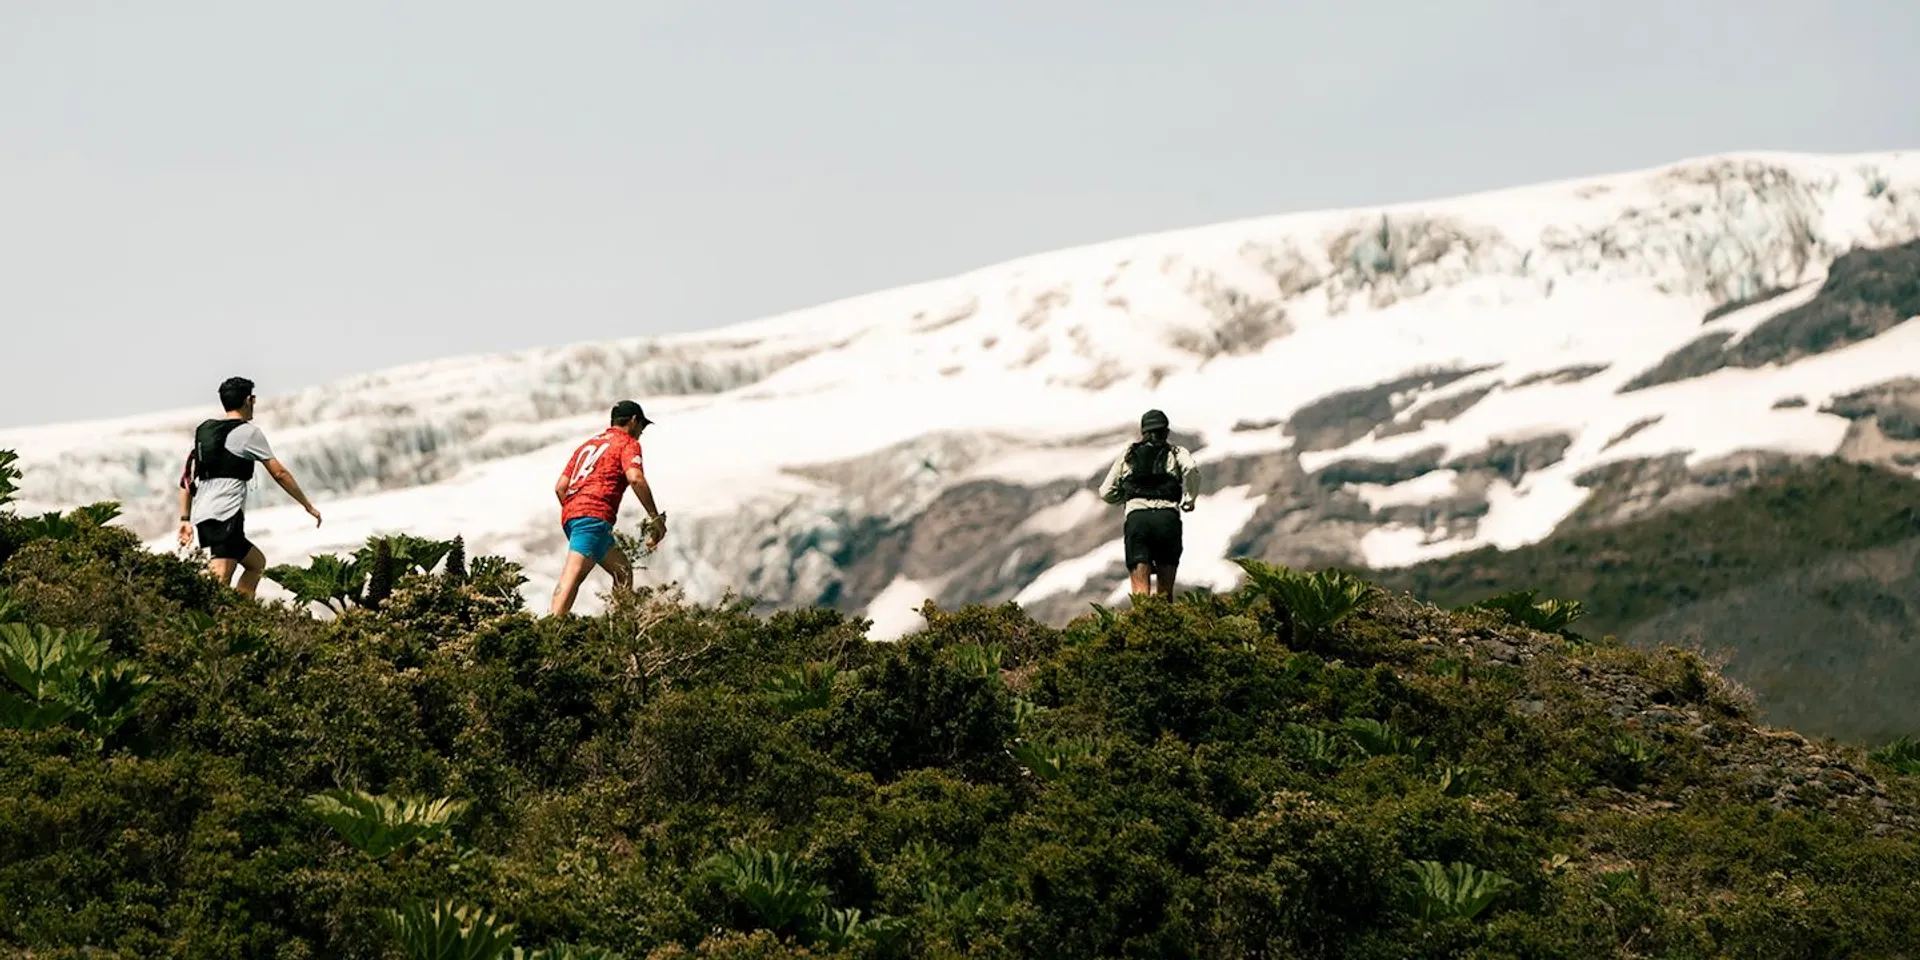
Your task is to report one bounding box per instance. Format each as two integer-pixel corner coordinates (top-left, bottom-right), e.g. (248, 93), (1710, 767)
(3, 449), (1918, 958)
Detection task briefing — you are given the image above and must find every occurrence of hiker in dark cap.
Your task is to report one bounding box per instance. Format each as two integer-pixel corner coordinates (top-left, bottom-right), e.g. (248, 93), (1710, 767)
(548, 400), (667, 616)
(175, 376), (323, 597)
(1098, 409), (1201, 600)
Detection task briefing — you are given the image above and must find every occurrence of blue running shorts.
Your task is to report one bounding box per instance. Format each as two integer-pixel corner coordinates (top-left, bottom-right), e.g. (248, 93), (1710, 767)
(564, 517), (615, 563)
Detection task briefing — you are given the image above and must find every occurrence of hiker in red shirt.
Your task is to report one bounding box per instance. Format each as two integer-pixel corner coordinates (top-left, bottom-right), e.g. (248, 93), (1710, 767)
(548, 400), (667, 616)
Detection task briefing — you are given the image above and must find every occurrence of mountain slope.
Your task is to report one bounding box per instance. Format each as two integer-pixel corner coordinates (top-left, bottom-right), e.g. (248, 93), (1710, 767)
(5, 150), (1920, 634)
(1368, 460), (1920, 743)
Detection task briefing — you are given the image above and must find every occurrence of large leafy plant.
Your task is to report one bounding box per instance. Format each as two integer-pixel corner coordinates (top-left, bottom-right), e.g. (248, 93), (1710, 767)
(0, 448), (19, 508)
(0, 621), (154, 743)
(382, 899), (627, 960)
(1403, 860), (1515, 921)
(382, 899), (518, 960)
(760, 661), (838, 714)
(700, 838), (905, 949)
(1231, 558), (1375, 646)
(9, 502), (122, 543)
(265, 532), (460, 613)
(304, 788), (470, 859)
(1868, 736), (1920, 776)
(1462, 588), (1587, 639)
(701, 840), (828, 935)
(265, 553), (368, 614)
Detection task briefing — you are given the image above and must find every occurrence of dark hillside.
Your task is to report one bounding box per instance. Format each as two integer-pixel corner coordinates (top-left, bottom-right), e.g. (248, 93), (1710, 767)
(1621, 535), (1920, 745)
(1369, 460), (1920, 741)
(1, 449), (1918, 959)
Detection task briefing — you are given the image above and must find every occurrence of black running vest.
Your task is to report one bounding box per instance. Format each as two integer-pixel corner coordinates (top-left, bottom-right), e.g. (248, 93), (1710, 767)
(193, 419), (256, 482)
(1118, 440), (1182, 502)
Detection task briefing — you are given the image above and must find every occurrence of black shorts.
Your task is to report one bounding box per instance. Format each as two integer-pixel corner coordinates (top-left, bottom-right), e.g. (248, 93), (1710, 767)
(1123, 507), (1183, 568)
(196, 512), (256, 562)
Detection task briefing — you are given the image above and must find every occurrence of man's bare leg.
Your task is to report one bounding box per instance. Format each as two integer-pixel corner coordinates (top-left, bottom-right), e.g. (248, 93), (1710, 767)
(597, 545), (634, 602)
(1129, 562), (1153, 601)
(208, 557), (237, 588)
(549, 550), (596, 616)
(1153, 562), (1178, 598)
(235, 546), (267, 597)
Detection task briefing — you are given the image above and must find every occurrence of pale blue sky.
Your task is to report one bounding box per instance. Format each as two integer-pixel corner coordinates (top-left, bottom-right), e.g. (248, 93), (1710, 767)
(3, 0), (1916, 428)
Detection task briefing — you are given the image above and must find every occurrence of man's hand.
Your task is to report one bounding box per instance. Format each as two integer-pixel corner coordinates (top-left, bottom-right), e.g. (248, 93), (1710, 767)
(1180, 500), (1195, 513)
(306, 504), (323, 527)
(644, 512), (668, 550)
(177, 522), (193, 547)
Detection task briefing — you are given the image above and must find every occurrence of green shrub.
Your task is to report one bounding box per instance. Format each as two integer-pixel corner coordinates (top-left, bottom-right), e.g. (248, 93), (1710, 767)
(1868, 736), (1920, 775)
(821, 635), (1015, 784)
(1, 458), (1917, 957)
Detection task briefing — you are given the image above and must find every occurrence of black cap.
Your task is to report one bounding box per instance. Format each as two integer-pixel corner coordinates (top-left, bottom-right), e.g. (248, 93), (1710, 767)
(611, 400), (653, 426)
(1140, 408), (1169, 431)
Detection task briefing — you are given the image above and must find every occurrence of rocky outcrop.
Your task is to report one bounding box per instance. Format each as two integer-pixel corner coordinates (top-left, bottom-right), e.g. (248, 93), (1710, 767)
(1559, 450), (1822, 530)
(1377, 385), (1497, 439)
(1621, 238), (1920, 393)
(1826, 378), (1920, 469)
(1282, 366), (1498, 452)
(1624, 535), (1920, 746)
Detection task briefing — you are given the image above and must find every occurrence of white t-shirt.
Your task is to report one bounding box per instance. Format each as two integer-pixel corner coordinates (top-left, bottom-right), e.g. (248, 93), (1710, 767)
(186, 422), (275, 524)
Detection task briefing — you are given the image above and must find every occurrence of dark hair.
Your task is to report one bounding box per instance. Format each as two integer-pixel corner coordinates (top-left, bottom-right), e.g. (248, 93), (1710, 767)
(218, 377), (254, 412)
(1127, 432), (1171, 475)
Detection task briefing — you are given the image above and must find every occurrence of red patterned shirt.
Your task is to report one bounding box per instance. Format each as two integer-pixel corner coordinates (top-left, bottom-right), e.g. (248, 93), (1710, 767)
(558, 428), (645, 524)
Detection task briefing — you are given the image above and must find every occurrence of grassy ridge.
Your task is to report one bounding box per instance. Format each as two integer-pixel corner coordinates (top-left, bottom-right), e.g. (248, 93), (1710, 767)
(1, 452), (1918, 958)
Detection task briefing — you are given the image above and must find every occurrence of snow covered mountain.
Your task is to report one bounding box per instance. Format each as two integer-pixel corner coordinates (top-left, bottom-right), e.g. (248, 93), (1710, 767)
(7, 150), (1920, 636)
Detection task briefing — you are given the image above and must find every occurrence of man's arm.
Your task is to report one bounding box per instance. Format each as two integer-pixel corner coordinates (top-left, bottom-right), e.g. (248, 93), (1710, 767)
(554, 472), (568, 508)
(1097, 455), (1127, 504)
(262, 459), (322, 526)
(625, 465), (661, 517)
(1178, 447), (1202, 511)
(176, 462), (194, 545)
(236, 425), (319, 526)
(626, 464), (666, 548)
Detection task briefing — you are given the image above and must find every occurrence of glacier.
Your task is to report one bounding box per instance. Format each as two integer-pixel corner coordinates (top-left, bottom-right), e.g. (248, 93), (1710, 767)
(5, 150), (1920, 637)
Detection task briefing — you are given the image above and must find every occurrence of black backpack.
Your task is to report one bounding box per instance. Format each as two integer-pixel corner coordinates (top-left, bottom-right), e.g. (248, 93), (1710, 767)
(1117, 439), (1181, 501)
(192, 419), (256, 483)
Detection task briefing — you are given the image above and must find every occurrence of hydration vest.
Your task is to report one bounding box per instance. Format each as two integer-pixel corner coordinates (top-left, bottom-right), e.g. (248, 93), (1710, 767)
(1118, 439), (1182, 501)
(193, 419), (256, 483)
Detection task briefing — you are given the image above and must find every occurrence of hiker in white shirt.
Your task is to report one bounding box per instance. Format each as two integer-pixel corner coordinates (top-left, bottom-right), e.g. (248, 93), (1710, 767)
(1097, 409), (1201, 600)
(175, 377), (322, 596)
